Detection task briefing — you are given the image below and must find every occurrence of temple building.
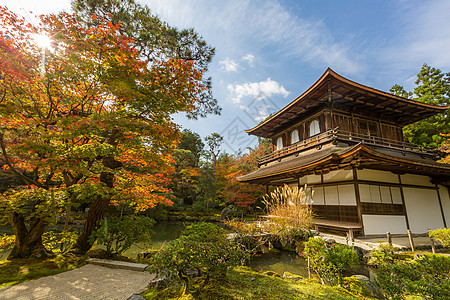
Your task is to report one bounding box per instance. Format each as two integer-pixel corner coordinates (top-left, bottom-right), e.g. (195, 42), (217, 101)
(238, 68), (450, 236)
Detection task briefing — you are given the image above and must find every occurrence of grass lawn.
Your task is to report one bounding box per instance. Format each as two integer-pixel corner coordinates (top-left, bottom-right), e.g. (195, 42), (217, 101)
(0, 255), (85, 289)
(142, 267), (369, 300)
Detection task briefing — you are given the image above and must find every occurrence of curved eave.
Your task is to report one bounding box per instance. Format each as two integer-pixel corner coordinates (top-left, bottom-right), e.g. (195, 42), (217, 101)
(246, 68), (449, 138)
(237, 144), (361, 183)
(238, 143), (450, 184)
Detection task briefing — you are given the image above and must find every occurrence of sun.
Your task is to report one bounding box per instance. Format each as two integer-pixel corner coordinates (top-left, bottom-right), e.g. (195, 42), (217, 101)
(34, 34), (51, 49)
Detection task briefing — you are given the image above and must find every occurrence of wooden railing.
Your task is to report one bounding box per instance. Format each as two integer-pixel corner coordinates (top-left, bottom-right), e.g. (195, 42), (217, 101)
(258, 128), (434, 166)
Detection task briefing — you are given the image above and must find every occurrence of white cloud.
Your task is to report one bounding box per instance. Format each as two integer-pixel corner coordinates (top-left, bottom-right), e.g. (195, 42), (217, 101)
(242, 53), (254, 65)
(381, 0), (450, 77)
(227, 78), (290, 104)
(219, 58), (239, 72)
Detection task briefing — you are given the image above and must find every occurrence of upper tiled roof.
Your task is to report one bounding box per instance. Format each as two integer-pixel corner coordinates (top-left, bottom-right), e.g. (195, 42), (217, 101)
(246, 68), (448, 138)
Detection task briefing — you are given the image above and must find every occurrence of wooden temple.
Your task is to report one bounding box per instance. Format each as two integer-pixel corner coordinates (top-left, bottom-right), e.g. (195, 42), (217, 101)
(238, 68), (450, 236)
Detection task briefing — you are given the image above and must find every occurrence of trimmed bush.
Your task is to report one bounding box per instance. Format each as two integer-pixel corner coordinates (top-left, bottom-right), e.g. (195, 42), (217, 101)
(303, 237), (359, 286)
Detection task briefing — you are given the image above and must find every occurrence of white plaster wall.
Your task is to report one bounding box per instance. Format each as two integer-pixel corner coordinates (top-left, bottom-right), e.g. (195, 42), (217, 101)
(362, 215), (408, 235)
(312, 186), (324, 205)
(338, 184), (356, 205)
(438, 185), (450, 226)
(324, 186), (339, 205)
(403, 187), (445, 233)
(323, 169), (353, 182)
(300, 174), (322, 185)
(357, 169), (399, 183)
(401, 174), (434, 187)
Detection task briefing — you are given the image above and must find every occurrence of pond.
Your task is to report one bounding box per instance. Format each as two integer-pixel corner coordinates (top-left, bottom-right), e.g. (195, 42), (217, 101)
(123, 222), (311, 277)
(117, 221), (371, 278)
(1, 222), (370, 278)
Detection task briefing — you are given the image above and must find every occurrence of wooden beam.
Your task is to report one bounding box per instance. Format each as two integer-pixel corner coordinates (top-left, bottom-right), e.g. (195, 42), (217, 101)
(352, 168), (364, 231)
(398, 174), (410, 230)
(435, 184), (447, 228)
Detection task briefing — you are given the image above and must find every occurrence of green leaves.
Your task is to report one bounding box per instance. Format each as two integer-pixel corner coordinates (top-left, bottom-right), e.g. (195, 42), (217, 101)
(303, 237), (359, 286)
(391, 64), (450, 149)
(89, 215), (155, 256)
(376, 256), (450, 300)
(149, 222), (249, 292)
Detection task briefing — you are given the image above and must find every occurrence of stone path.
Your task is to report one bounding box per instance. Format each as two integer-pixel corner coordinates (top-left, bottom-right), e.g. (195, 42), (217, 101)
(0, 264), (155, 300)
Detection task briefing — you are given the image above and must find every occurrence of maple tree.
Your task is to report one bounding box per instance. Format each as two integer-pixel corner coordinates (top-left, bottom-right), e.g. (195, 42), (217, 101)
(213, 139), (271, 213)
(0, 6), (214, 257)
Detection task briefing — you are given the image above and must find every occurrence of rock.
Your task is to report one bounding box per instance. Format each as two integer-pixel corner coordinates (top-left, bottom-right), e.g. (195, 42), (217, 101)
(350, 274), (383, 299)
(86, 249), (109, 259)
(127, 295), (145, 300)
(283, 272), (304, 280)
(353, 246), (369, 260)
(220, 207), (230, 221)
(149, 274), (170, 289)
(263, 271), (279, 277)
(137, 250), (158, 259)
(414, 252), (426, 260)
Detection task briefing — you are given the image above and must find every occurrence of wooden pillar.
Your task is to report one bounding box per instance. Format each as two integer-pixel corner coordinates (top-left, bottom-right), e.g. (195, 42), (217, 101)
(435, 184), (447, 228)
(352, 168), (363, 233)
(428, 229), (436, 254)
(397, 174), (410, 230)
(407, 229), (415, 252)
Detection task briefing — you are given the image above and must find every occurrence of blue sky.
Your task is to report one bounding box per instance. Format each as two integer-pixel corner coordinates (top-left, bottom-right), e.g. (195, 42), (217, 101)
(4, 0), (450, 154)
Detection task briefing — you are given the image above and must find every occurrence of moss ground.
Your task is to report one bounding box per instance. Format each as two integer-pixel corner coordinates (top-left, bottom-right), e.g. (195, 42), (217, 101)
(0, 255), (85, 288)
(142, 267), (369, 300)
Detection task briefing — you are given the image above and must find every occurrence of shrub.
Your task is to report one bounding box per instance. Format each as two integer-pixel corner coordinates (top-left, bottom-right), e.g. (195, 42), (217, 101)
(149, 222), (249, 294)
(429, 228), (450, 247)
(0, 234), (15, 251)
(342, 276), (371, 297)
(368, 243), (395, 265)
(376, 255), (450, 300)
(42, 231), (79, 253)
(89, 215), (155, 256)
(303, 237), (359, 286)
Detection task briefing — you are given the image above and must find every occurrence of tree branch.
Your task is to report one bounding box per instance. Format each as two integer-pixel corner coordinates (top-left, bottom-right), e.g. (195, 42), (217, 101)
(0, 132), (45, 188)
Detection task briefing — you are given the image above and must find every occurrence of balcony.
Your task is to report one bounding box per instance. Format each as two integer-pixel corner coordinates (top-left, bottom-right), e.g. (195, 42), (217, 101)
(258, 128), (435, 166)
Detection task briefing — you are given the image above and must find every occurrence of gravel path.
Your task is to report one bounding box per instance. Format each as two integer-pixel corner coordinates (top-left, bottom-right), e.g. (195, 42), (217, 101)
(0, 264), (154, 300)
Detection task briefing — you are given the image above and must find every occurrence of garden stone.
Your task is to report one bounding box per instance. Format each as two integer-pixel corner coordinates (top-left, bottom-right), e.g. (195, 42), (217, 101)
(220, 207), (230, 221)
(137, 250), (158, 259)
(263, 271), (279, 277)
(351, 274), (383, 299)
(127, 295), (145, 300)
(283, 272), (304, 280)
(414, 252), (426, 259)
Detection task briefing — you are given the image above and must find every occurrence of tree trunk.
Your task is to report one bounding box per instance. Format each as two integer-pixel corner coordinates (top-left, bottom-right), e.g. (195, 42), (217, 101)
(73, 171), (114, 254)
(8, 212), (52, 259)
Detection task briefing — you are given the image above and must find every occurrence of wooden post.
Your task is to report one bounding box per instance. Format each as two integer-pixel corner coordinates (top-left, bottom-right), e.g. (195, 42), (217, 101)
(428, 229), (436, 254)
(307, 257), (311, 279)
(407, 229), (415, 252)
(387, 232), (392, 245)
(348, 229), (354, 243)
